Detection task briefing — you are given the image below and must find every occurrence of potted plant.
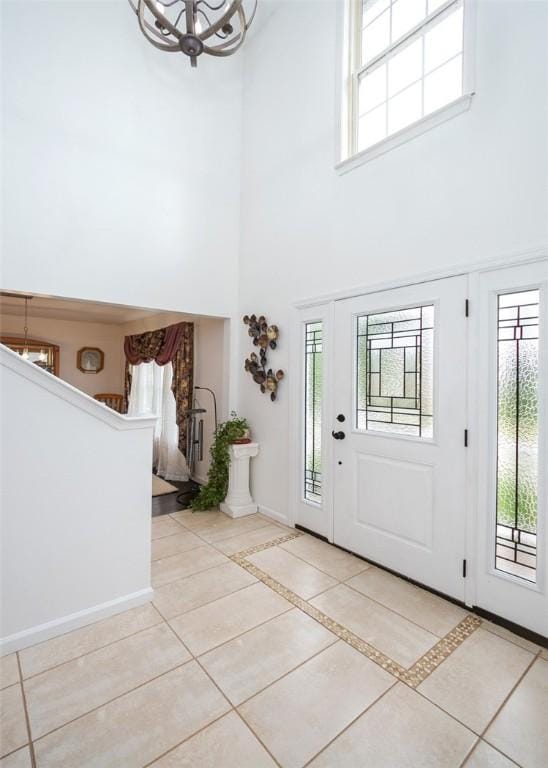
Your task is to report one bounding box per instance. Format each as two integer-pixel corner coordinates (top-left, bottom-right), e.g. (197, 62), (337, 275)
(191, 412), (250, 510)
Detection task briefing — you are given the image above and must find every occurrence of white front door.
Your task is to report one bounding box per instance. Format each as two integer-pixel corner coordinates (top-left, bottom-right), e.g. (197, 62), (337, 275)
(474, 260), (548, 636)
(332, 276), (468, 600)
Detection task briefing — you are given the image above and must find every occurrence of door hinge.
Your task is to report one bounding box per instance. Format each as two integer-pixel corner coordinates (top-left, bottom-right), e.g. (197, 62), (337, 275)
(465, 299), (470, 317)
(464, 429), (468, 447)
(462, 559), (467, 578)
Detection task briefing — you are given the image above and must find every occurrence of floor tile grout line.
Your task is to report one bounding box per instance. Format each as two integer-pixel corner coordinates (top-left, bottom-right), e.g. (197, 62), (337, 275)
(191, 652), (284, 768)
(231, 635), (340, 710)
(233, 547), (485, 688)
(140, 602), (286, 768)
(232, 708), (285, 768)
(341, 577), (468, 641)
(300, 679), (399, 768)
(18, 612), (165, 683)
(141, 710), (236, 768)
(480, 621), (543, 655)
(457, 736), (482, 768)
(185, 602), (295, 659)
(231, 552), (408, 682)
(152, 556), (234, 588)
(459, 737), (522, 768)
(278, 538), (371, 583)
(170, 515), (275, 545)
(29, 658), (195, 746)
(155, 577), (260, 623)
(15, 652), (37, 768)
(477, 650), (541, 766)
(150, 542), (209, 562)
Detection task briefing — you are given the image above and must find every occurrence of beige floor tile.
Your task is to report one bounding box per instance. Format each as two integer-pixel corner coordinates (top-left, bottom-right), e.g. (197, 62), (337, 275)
(151, 516), (185, 540)
(0, 746), (32, 768)
(280, 535), (369, 581)
(248, 547), (338, 600)
(19, 603), (162, 679)
(200, 609), (337, 705)
(311, 584), (439, 668)
(169, 582), (291, 656)
(0, 685), (27, 758)
(34, 662), (230, 768)
(0, 656), (20, 690)
(170, 509), (233, 531)
(151, 530), (204, 561)
(309, 682), (475, 768)
(464, 740), (518, 767)
(485, 658), (548, 768)
(346, 567), (467, 637)
(150, 711), (277, 767)
(239, 641), (394, 768)
(541, 648), (548, 661)
(25, 623), (190, 739)
(419, 628), (534, 734)
(215, 524), (288, 555)
(196, 515), (272, 544)
(151, 545), (228, 587)
(153, 561), (257, 620)
(481, 620), (542, 654)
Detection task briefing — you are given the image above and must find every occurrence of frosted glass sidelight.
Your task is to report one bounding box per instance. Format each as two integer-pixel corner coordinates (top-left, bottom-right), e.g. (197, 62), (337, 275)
(496, 290), (540, 582)
(356, 305), (434, 438)
(304, 322), (323, 503)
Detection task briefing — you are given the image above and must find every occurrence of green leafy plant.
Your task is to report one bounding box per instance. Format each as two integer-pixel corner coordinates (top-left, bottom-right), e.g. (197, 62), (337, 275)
(191, 412), (250, 511)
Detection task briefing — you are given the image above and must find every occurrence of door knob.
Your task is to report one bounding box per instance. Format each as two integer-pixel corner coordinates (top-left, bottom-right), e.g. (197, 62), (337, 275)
(332, 430), (345, 440)
(337, 414), (346, 422)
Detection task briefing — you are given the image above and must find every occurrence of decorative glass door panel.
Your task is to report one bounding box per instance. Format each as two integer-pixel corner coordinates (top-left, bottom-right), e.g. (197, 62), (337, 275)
(357, 305), (434, 437)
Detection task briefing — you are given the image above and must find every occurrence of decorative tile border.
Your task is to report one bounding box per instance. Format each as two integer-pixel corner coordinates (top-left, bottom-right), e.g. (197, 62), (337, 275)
(231, 532), (482, 688)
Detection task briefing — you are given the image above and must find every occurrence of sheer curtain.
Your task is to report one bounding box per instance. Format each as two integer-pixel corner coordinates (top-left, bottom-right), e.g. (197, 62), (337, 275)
(127, 361), (189, 481)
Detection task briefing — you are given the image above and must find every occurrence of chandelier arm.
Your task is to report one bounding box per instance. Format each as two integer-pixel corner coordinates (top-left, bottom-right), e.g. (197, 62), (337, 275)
(203, 8), (246, 53)
(199, 0), (244, 41)
(244, 0), (257, 29)
(136, 0), (181, 45)
(142, 0), (184, 39)
(138, 16), (181, 48)
(198, 0), (231, 11)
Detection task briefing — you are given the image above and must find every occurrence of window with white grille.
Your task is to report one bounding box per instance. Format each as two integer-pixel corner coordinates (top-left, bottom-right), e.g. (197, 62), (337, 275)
(341, 0), (472, 163)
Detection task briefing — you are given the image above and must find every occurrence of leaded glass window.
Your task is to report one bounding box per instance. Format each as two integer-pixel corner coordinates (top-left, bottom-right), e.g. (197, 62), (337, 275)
(357, 305), (434, 437)
(496, 290), (540, 582)
(305, 322), (323, 503)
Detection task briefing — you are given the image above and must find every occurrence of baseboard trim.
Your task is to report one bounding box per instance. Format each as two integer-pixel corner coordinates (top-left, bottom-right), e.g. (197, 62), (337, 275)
(0, 587), (154, 655)
(258, 504), (291, 527)
(472, 606), (547, 648)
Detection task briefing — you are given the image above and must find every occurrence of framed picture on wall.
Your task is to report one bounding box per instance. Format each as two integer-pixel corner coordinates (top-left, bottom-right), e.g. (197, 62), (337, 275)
(77, 347), (104, 374)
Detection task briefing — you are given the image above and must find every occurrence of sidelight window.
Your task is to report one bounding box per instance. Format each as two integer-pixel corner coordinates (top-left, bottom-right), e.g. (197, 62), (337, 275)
(304, 322), (323, 503)
(496, 290), (540, 582)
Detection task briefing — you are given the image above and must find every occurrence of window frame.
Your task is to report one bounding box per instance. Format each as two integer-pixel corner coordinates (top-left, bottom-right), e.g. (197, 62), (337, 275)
(337, 0), (476, 174)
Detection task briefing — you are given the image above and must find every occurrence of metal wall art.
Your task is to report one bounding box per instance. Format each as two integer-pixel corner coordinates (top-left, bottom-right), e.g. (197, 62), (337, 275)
(243, 314), (284, 401)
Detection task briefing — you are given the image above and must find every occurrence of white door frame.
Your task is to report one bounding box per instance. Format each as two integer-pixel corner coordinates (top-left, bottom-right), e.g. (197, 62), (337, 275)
(289, 246), (548, 614)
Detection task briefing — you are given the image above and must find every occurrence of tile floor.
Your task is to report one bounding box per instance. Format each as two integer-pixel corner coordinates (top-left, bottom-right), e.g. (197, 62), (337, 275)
(1, 511), (547, 767)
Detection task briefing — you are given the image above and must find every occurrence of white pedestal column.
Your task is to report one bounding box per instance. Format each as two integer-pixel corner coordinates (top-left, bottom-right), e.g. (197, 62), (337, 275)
(220, 441), (260, 519)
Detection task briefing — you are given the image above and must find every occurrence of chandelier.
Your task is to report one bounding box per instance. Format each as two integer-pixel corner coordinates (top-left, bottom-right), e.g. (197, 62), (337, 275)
(128, 0), (257, 67)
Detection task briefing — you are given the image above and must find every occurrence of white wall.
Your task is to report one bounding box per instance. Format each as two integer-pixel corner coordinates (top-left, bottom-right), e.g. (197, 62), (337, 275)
(0, 0), (242, 319)
(237, 0), (548, 521)
(0, 314), (125, 396)
(0, 347), (156, 652)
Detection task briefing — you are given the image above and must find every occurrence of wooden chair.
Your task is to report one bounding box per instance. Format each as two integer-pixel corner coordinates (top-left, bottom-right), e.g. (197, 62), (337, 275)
(94, 393), (124, 413)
